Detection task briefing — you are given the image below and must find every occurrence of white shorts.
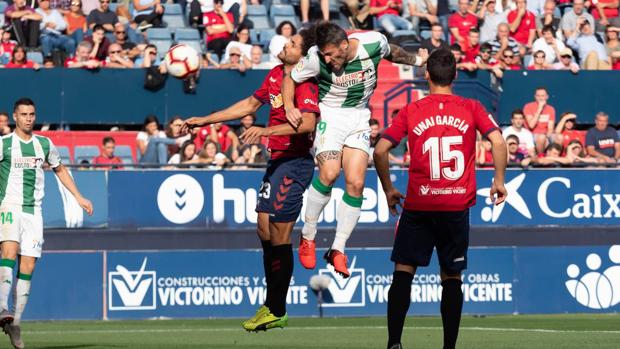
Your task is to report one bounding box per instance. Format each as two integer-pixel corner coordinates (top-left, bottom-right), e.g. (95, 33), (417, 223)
(0, 207), (44, 258)
(314, 103), (372, 156)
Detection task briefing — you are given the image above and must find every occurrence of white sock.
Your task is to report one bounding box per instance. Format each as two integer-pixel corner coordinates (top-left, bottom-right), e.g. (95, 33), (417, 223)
(301, 179), (332, 241)
(331, 193), (363, 253)
(12, 274), (31, 326)
(0, 260), (15, 312)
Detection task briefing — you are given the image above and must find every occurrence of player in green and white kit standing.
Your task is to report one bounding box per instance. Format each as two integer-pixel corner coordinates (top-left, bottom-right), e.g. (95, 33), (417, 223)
(0, 98), (93, 349)
(282, 22), (428, 277)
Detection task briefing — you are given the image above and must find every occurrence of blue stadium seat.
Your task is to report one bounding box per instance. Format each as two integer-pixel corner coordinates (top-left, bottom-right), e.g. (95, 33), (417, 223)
(56, 146), (72, 164)
(270, 4), (295, 19)
(26, 51), (43, 64)
(114, 145), (134, 164)
(247, 4), (268, 16)
(147, 28), (173, 58)
(175, 28), (201, 41)
(250, 29), (259, 44)
(272, 15), (298, 29)
(164, 14), (187, 32)
(163, 3), (183, 14)
(248, 15), (271, 30)
(74, 146), (100, 165)
(262, 53), (271, 62)
(209, 52), (219, 64)
(392, 30), (418, 39)
(259, 28), (276, 48)
(0, 1), (8, 14)
(176, 28), (203, 53)
(109, 2), (118, 12)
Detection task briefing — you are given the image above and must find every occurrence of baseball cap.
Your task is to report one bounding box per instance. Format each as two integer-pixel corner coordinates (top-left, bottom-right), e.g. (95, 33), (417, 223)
(559, 48), (573, 57)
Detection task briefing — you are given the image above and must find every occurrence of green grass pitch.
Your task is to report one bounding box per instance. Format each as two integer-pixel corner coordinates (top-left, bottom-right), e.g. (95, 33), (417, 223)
(6, 314), (620, 348)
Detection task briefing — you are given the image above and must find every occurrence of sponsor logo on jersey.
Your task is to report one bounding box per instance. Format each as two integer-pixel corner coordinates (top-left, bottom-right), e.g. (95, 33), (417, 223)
(14, 157), (44, 169)
(269, 76), (277, 83)
(303, 98), (317, 106)
(270, 93), (283, 109)
(565, 245), (620, 309)
(333, 68), (374, 88)
(419, 185), (430, 196)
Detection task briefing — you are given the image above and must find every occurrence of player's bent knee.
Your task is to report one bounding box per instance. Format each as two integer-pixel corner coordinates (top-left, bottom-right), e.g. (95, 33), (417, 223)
(395, 263), (416, 274)
(440, 269), (462, 281)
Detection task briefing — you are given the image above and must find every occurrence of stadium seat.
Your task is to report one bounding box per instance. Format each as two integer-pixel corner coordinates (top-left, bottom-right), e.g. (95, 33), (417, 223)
(250, 29), (259, 44)
(108, 2), (118, 12)
(0, 1), (7, 13)
(392, 30), (418, 39)
(163, 3), (183, 14)
(247, 4), (268, 16)
(272, 15), (298, 29)
(259, 28), (276, 48)
(27, 51), (43, 65)
(163, 3), (186, 32)
(74, 145), (100, 164)
(56, 145), (72, 164)
(262, 53), (271, 62)
(115, 145), (135, 164)
(270, 4), (295, 20)
(176, 28), (203, 53)
(248, 15), (271, 30)
(146, 28), (173, 58)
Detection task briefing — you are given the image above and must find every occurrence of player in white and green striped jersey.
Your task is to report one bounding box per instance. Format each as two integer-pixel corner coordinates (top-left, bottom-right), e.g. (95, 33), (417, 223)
(0, 98), (93, 349)
(282, 22), (429, 278)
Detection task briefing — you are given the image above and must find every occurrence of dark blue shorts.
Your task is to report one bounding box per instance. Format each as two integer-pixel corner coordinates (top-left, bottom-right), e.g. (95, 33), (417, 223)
(391, 209), (470, 274)
(256, 154), (314, 222)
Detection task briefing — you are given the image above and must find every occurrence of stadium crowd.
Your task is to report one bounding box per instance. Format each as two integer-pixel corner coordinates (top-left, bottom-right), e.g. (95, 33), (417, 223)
(0, 0), (617, 70)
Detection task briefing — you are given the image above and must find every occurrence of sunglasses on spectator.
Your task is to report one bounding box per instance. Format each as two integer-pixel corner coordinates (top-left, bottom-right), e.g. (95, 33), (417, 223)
(109, 50), (121, 54)
(507, 142), (518, 146)
(100, 0), (109, 3)
(503, 54), (514, 58)
(230, 53), (241, 56)
(149, 51), (157, 55)
(535, 55), (545, 59)
(115, 31), (126, 34)
(561, 55), (571, 59)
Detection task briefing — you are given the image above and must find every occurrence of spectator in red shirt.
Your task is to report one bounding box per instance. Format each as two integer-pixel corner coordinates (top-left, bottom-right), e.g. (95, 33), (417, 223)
(448, 0), (478, 46)
(527, 50), (550, 69)
(589, 0), (620, 30)
(523, 86), (555, 154)
(93, 136), (124, 169)
(369, 0), (413, 34)
(204, 0), (234, 60)
(194, 122), (240, 161)
(553, 112), (584, 150)
(462, 28), (480, 63)
(476, 43), (504, 77)
(0, 29), (17, 65)
(451, 43), (477, 70)
(66, 41), (104, 68)
(606, 26), (620, 70)
(5, 45), (39, 69)
(507, 0), (537, 49)
(84, 24), (111, 61)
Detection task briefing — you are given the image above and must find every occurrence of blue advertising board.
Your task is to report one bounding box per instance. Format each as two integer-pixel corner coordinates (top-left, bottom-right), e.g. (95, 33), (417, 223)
(42, 171), (108, 228)
(18, 245), (620, 320)
(107, 169), (619, 228)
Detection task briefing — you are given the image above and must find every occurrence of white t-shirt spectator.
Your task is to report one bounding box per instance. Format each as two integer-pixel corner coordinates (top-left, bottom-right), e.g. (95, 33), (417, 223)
(532, 37), (566, 64)
(168, 153), (198, 164)
(222, 41), (252, 64)
(480, 12), (507, 43)
(198, 0), (241, 13)
(503, 126), (535, 154)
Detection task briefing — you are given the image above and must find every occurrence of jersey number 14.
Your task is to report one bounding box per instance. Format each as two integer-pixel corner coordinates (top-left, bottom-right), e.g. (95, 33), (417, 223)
(422, 136), (464, 181)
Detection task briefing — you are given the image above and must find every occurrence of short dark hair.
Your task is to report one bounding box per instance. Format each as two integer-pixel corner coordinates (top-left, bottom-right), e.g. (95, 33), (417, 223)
(92, 24), (105, 33)
(299, 25), (317, 56)
(369, 118), (380, 126)
(14, 98), (35, 112)
(315, 22), (347, 50)
(506, 134), (519, 143)
(546, 143), (563, 153)
(449, 43), (462, 53)
(427, 49), (456, 87)
(511, 109), (524, 118)
(431, 23), (443, 30)
(469, 28), (480, 35)
(235, 23), (252, 43)
(276, 20), (297, 36)
(535, 86), (548, 93)
(103, 136), (115, 145)
(480, 42), (493, 52)
(0, 111), (8, 118)
(541, 25), (554, 34)
(213, 0), (223, 4)
(142, 114), (160, 130)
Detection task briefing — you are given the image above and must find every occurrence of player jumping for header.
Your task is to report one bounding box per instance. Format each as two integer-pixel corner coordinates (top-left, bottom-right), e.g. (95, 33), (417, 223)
(374, 49), (508, 349)
(0, 98), (93, 349)
(282, 22), (429, 278)
(182, 28), (318, 332)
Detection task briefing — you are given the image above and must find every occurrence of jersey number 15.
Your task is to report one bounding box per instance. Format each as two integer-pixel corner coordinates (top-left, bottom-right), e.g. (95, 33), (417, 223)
(422, 136), (464, 181)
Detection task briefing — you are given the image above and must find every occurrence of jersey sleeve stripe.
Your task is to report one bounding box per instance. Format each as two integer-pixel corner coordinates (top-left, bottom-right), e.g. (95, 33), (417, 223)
(483, 127), (499, 139)
(380, 134), (400, 147)
(252, 93), (268, 104)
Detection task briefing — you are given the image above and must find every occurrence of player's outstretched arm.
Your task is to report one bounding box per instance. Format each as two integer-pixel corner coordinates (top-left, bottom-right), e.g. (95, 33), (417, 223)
(374, 138), (404, 216)
(53, 164), (94, 216)
(487, 130), (508, 206)
(181, 96), (263, 134)
(282, 73), (303, 127)
(385, 45), (429, 67)
(240, 112), (318, 144)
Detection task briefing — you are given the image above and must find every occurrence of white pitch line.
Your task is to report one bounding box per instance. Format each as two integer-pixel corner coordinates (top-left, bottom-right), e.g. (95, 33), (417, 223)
(22, 326), (620, 336)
